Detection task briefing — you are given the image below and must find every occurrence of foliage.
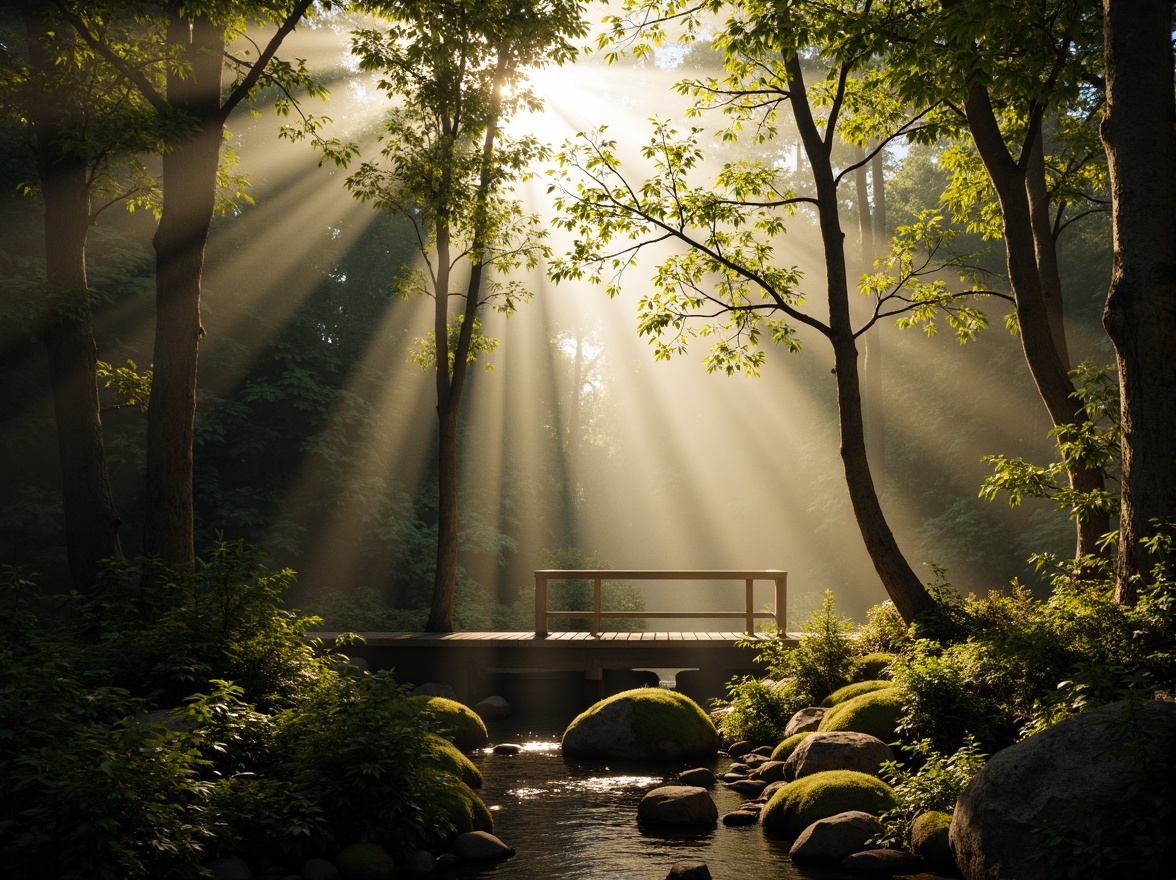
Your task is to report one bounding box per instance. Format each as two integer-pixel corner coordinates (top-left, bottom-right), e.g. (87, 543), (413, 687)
(856, 601), (913, 655)
(719, 676), (808, 745)
(873, 736), (987, 849)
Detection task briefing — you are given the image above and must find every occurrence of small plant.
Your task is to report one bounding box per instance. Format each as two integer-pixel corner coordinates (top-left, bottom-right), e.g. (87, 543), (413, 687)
(743, 590), (855, 703)
(873, 735), (987, 848)
(718, 676), (808, 744)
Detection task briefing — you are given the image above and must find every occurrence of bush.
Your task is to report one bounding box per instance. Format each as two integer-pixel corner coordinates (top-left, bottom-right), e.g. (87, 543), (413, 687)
(719, 677), (809, 745)
(760, 770), (898, 838)
(857, 601), (912, 654)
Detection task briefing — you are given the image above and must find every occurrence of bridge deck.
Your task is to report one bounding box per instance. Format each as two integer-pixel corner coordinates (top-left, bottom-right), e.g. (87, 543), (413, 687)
(311, 631), (798, 703)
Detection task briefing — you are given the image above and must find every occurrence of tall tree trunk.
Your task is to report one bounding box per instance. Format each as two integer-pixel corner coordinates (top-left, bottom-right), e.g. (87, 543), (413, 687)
(1025, 126), (1070, 371)
(855, 144), (886, 494)
(1100, 0), (1176, 603)
(789, 57), (936, 624)
(143, 10), (224, 565)
(867, 149), (886, 495)
(24, 3), (122, 590)
(965, 85), (1110, 560)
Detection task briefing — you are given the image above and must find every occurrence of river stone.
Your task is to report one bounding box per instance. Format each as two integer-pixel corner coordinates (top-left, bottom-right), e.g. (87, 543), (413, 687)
(301, 858), (340, 880)
(562, 688), (720, 761)
(402, 850), (437, 874)
(206, 857), (251, 880)
(435, 854), (461, 870)
(666, 862), (712, 880)
(751, 760), (787, 782)
(474, 695), (511, 720)
(333, 843), (395, 880)
(751, 745), (774, 756)
(841, 848), (925, 873)
(910, 810), (955, 876)
(743, 752), (770, 767)
(951, 700), (1175, 880)
(722, 810), (760, 826)
(785, 706), (828, 737)
(761, 780), (787, 800)
(451, 831), (514, 862)
(728, 740), (756, 757)
(784, 731), (895, 779)
(637, 786), (719, 825)
(788, 810), (882, 864)
(727, 778), (767, 797)
(493, 743), (522, 755)
(679, 767), (717, 787)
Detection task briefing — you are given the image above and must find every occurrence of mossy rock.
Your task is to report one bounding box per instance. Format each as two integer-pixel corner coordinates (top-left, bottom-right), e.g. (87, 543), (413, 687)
(410, 695), (489, 750)
(820, 680), (893, 708)
(770, 731), (815, 762)
(333, 842), (396, 880)
(911, 810), (956, 876)
(760, 770), (899, 838)
(424, 733), (482, 789)
(422, 773), (494, 850)
(818, 686), (904, 742)
(851, 652), (895, 681)
(562, 687), (720, 761)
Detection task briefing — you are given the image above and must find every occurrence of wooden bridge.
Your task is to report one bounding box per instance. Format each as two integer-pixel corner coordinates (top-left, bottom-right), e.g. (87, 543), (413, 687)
(311, 570), (798, 705)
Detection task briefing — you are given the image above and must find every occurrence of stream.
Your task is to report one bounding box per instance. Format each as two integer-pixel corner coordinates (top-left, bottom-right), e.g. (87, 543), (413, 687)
(456, 729), (867, 880)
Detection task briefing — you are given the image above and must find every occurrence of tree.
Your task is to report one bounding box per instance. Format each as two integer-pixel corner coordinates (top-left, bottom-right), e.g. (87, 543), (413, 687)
(550, 0), (958, 623)
(62, 0), (320, 566)
(0, 1), (155, 590)
(342, 0), (586, 631)
(1099, 0), (1176, 602)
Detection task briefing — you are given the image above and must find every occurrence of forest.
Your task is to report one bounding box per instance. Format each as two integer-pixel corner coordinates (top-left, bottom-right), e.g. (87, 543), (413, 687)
(0, 0), (1173, 877)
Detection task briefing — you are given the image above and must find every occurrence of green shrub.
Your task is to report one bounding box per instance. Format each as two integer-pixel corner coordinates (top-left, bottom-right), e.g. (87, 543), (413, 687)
(857, 601), (912, 654)
(818, 686), (905, 742)
(718, 677), (808, 745)
(821, 680), (893, 707)
(873, 736), (987, 848)
(410, 695), (489, 750)
(761, 770), (898, 838)
(770, 731), (815, 761)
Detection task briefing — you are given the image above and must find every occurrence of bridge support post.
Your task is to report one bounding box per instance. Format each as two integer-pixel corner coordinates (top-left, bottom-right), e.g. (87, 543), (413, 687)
(535, 571), (548, 635)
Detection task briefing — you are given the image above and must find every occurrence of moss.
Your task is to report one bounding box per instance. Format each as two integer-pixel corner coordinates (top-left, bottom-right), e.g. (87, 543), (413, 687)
(562, 687), (719, 760)
(422, 774), (494, 850)
(333, 842), (396, 880)
(821, 679), (894, 707)
(423, 733), (482, 789)
(761, 770), (899, 838)
(818, 686), (904, 742)
(852, 653), (895, 681)
(911, 810), (956, 875)
(410, 696), (488, 751)
(770, 731), (815, 761)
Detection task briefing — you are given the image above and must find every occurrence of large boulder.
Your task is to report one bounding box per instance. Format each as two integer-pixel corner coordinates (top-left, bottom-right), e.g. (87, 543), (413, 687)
(783, 731), (895, 780)
(761, 770), (898, 838)
(820, 680), (893, 708)
(451, 831), (514, 862)
(817, 687), (903, 742)
(770, 731), (815, 762)
(637, 785), (719, 826)
(562, 688), (720, 761)
(951, 700), (1175, 880)
(784, 706), (828, 737)
(424, 733), (482, 789)
(410, 696), (489, 750)
(788, 810), (883, 864)
(421, 775), (494, 851)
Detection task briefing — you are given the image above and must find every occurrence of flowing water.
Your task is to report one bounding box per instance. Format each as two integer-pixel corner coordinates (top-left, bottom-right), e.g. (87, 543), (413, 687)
(457, 730), (866, 880)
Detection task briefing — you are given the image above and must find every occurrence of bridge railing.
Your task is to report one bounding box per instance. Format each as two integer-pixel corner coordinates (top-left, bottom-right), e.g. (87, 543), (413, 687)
(534, 569), (787, 636)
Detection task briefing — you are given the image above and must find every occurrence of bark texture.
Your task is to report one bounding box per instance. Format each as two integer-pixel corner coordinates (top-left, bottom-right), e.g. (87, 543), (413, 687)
(1100, 0), (1176, 602)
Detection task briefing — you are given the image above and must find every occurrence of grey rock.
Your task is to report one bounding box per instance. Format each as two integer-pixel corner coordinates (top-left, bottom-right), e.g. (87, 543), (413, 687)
(474, 695), (511, 720)
(751, 760), (787, 782)
(951, 700), (1175, 880)
(492, 743), (522, 755)
(788, 810), (883, 865)
(402, 850), (436, 875)
(722, 810), (760, 826)
(751, 745), (774, 756)
(726, 778), (767, 797)
(451, 831), (514, 862)
(727, 740), (756, 758)
(333, 842), (395, 880)
(435, 854), (461, 870)
(411, 682), (458, 700)
(743, 752), (770, 767)
(840, 848), (925, 873)
(784, 706), (828, 738)
(207, 857), (252, 880)
(783, 730), (895, 779)
(761, 780), (788, 800)
(678, 767), (717, 788)
(637, 785), (719, 826)
(300, 857), (340, 880)
(666, 861), (712, 880)
(720, 771), (747, 783)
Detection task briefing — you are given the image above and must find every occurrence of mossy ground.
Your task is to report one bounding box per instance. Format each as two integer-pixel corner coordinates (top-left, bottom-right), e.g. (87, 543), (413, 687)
(410, 695), (489, 751)
(851, 652), (895, 681)
(820, 679), (893, 707)
(818, 687), (904, 742)
(761, 769), (898, 838)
